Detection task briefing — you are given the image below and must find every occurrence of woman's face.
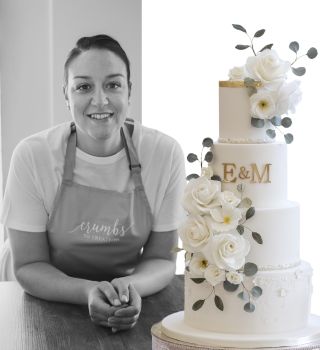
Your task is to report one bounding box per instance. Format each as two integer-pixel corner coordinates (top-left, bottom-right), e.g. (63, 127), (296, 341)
(65, 49), (130, 152)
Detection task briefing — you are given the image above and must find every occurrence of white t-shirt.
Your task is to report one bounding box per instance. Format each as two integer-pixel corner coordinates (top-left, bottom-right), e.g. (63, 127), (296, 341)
(0, 121), (186, 233)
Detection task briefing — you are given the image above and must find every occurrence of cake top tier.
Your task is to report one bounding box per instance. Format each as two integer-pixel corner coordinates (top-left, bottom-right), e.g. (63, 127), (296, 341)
(220, 25), (318, 144)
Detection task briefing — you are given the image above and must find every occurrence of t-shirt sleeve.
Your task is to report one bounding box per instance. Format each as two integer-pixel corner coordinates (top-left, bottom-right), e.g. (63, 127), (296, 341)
(0, 141), (48, 232)
(152, 141), (187, 232)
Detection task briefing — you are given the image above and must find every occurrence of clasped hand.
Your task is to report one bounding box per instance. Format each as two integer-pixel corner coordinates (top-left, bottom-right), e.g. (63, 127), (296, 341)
(88, 278), (141, 332)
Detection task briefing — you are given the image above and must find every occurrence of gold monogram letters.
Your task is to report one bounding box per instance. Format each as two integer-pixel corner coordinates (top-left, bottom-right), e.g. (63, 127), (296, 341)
(222, 163), (271, 183)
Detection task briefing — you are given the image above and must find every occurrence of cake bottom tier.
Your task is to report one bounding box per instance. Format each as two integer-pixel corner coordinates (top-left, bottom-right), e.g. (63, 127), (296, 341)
(184, 261), (312, 334)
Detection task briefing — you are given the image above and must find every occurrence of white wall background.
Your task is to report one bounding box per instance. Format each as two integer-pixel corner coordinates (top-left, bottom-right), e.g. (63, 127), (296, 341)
(142, 0), (320, 314)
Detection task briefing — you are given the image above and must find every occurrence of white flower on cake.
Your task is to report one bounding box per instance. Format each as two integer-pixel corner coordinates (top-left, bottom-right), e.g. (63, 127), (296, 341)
(250, 89), (276, 119)
(182, 177), (221, 215)
(245, 49), (290, 86)
(189, 253), (209, 276)
(218, 191), (241, 208)
(201, 166), (214, 179)
(178, 215), (212, 253)
(275, 80), (302, 115)
(204, 233), (250, 270)
(209, 205), (242, 233)
(203, 265), (226, 286)
(228, 66), (247, 81)
(226, 270), (244, 285)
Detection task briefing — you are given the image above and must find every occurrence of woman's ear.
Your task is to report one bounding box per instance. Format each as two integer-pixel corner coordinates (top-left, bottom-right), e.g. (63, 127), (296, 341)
(63, 85), (70, 109)
(128, 81), (132, 99)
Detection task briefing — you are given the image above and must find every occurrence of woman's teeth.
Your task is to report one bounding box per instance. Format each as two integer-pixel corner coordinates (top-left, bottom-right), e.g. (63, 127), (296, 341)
(89, 113), (113, 120)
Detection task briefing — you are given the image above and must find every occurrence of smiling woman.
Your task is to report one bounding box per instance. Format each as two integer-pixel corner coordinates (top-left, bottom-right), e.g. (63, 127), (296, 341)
(0, 34), (186, 333)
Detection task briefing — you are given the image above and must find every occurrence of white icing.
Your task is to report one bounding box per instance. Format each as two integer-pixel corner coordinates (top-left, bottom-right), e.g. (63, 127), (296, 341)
(211, 142), (287, 207)
(184, 262), (312, 334)
(219, 137), (273, 144)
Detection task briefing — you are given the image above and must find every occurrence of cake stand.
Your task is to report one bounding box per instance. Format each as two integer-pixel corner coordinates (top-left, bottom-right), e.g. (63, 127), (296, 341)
(152, 312), (320, 350)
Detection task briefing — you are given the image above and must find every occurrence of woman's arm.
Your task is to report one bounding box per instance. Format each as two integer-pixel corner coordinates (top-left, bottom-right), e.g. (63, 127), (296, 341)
(113, 229), (178, 298)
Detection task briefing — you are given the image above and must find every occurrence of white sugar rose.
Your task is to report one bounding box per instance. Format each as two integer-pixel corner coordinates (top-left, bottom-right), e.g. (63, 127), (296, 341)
(189, 253), (209, 276)
(204, 265), (226, 286)
(250, 89), (276, 119)
(246, 49), (290, 86)
(178, 215), (212, 253)
(275, 80), (302, 115)
(204, 233), (250, 270)
(228, 66), (247, 80)
(226, 270), (244, 285)
(209, 205), (242, 233)
(218, 191), (241, 207)
(183, 177), (221, 215)
(201, 166), (214, 179)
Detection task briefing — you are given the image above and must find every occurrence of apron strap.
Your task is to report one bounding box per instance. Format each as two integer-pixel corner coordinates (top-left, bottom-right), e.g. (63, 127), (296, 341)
(63, 122), (77, 183)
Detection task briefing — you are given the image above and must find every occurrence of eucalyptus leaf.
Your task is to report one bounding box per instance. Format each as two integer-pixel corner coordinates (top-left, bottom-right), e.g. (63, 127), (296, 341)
(291, 66), (306, 76)
(232, 24), (247, 33)
(186, 173), (200, 181)
(284, 133), (294, 144)
(247, 87), (257, 97)
(307, 47), (318, 59)
(244, 77), (256, 87)
(244, 262), (258, 276)
(281, 117), (292, 128)
(185, 266), (190, 272)
(289, 41), (299, 53)
(191, 278), (206, 284)
(238, 197), (252, 208)
(252, 232), (263, 244)
(187, 153), (198, 163)
(202, 137), (214, 147)
(251, 117), (265, 128)
(246, 207), (255, 220)
(224, 280), (240, 292)
(259, 43), (273, 52)
(266, 129), (276, 139)
(244, 302), (256, 313)
(251, 286), (263, 298)
(270, 116), (282, 126)
(212, 175), (222, 182)
(237, 225), (244, 235)
(214, 295), (224, 311)
(237, 183), (246, 193)
(205, 151), (213, 163)
(192, 299), (205, 311)
(254, 29), (265, 38)
(235, 44), (250, 50)
(238, 291), (250, 302)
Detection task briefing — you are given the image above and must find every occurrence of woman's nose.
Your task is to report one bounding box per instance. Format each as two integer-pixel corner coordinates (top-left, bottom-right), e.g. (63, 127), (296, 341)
(91, 89), (109, 107)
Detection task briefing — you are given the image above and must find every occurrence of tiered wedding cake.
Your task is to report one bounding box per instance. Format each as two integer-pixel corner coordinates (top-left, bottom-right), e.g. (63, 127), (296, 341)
(160, 26), (320, 348)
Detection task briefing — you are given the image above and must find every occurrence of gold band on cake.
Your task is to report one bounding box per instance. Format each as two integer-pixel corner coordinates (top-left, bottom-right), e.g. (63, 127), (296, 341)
(219, 80), (262, 87)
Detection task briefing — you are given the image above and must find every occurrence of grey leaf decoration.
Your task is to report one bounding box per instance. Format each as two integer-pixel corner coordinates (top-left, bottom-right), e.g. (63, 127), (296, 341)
(212, 175), (222, 182)
(307, 47), (318, 59)
(202, 137), (214, 147)
(244, 262), (258, 276)
(223, 280), (240, 292)
(186, 173), (199, 181)
(192, 299), (205, 311)
(292, 67), (306, 76)
(237, 183), (246, 193)
(251, 117), (265, 128)
(244, 77), (256, 86)
(270, 116), (282, 126)
(191, 278), (206, 284)
(238, 291), (250, 302)
(235, 44), (250, 50)
(254, 29), (265, 38)
(259, 43), (273, 52)
(214, 295), (224, 311)
(251, 286), (263, 298)
(252, 232), (263, 244)
(238, 197), (252, 208)
(281, 117), (292, 128)
(232, 24), (247, 33)
(284, 133), (294, 144)
(289, 41), (299, 53)
(205, 151), (213, 163)
(237, 225), (244, 235)
(187, 153), (198, 162)
(266, 129), (276, 139)
(244, 302), (256, 313)
(246, 207), (255, 220)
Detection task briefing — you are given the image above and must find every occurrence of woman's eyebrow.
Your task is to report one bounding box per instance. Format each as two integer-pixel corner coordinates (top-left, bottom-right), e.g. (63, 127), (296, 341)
(73, 73), (125, 80)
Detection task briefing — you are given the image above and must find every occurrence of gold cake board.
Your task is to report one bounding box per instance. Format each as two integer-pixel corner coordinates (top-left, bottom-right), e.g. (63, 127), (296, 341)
(152, 312), (320, 350)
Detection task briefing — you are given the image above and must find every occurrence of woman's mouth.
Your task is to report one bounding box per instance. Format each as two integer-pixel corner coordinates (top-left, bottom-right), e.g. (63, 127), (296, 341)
(87, 112), (114, 120)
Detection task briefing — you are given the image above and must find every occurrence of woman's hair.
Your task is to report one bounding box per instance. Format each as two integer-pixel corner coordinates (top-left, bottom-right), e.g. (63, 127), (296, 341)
(63, 34), (131, 89)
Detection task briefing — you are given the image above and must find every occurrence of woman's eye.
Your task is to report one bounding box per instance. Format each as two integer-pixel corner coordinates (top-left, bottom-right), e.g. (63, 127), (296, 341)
(107, 82), (121, 89)
(76, 84), (91, 92)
